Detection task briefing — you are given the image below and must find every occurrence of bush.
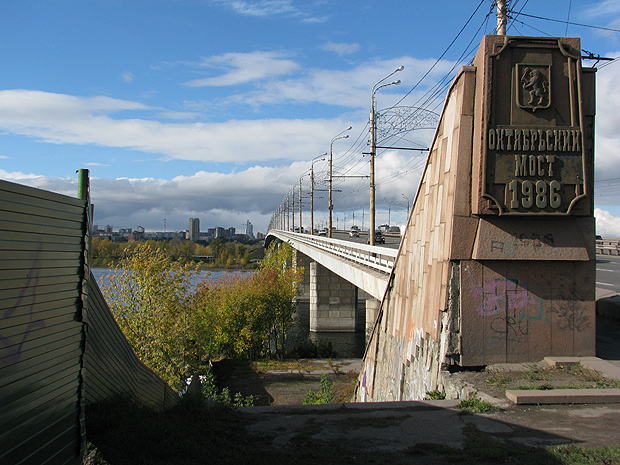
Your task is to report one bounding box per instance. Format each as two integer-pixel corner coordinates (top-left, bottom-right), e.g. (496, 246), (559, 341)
(303, 374), (335, 405)
(288, 338), (337, 359)
(200, 367), (254, 407)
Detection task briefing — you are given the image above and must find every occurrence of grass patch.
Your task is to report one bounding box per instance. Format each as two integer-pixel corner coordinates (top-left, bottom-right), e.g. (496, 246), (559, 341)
(252, 359), (319, 374)
(457, 396), (496, 413)
(485, 363), (620, 392)
(424, 389), (446, 400)
(549, 443), (620, 464)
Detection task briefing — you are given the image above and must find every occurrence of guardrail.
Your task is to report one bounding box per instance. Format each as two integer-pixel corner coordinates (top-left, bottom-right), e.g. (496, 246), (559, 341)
(597, 238), (620, 256)
(268, 230), (398, 274)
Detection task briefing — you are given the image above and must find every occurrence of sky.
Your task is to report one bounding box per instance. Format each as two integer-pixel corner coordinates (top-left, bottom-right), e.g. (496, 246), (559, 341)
(2, 0), (620, 236)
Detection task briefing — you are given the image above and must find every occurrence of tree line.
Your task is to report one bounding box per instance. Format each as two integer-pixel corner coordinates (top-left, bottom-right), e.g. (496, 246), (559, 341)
(100, 241), (303, 390)
(91, 237), (265, 268)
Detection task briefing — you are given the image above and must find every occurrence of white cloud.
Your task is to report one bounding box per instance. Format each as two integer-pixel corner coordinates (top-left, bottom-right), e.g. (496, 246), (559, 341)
(212, 0), (328, 22)
(121, 71), (134, 83)
(594, 62), (620, 178)
(321, 42), (360, 56)
(0, 89), (364, 164)
(184, 51), (300, 87)
(0, 161), (332, 233)
(595, 208), (620, 237)
(214, 0), (298, 17)
(233, 56), (456, 109)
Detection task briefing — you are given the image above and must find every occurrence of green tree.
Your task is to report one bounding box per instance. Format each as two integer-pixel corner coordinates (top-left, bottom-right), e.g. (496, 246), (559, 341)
(208, 238), (224, 261)
(101, 243), (201, 389)
(194, 242), (303, 359)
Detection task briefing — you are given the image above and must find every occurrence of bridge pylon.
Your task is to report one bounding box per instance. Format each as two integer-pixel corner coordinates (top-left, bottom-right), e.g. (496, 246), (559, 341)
(357, 35), (596, 402)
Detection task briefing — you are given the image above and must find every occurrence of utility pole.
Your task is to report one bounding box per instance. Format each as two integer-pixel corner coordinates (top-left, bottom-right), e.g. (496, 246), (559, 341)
(285, 198), (288, 231)
(369, 66), (403, 245)
(311, 170), (314, 234)
(329, 127), (352, 238)
(310, 153), (326, 235)
(299, 177), (303, 232)
(291, 191), (295, 232)
(497, 0), (507, 35)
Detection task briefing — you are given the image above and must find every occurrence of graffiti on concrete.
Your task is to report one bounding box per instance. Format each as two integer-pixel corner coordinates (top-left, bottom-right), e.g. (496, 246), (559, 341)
(549, 291), (591, 332)
(473, 278), (545, 321)
(474, 275), (591, 344)
(491, 314), (529, 340)
(490, 233), (555, 256)
(0, 252), (46, 367)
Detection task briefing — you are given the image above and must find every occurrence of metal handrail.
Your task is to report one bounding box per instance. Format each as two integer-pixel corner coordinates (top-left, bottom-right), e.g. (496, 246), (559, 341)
(268, 229), (397, 274)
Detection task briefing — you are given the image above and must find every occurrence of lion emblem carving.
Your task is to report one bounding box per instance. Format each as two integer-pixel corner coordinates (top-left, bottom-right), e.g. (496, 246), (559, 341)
(520, 67), (549, 110)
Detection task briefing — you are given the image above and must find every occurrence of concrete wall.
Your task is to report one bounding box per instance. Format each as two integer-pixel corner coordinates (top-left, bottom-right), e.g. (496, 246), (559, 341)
(357, 36), (596, 402)
(310, 261), (357, 332)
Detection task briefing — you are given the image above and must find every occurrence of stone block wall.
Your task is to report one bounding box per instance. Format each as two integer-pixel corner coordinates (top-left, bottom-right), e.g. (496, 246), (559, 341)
(310, 261), (357, 332)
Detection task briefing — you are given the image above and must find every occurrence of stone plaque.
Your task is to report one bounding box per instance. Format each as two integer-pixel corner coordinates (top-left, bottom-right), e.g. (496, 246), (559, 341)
(481, 37), (591, 216)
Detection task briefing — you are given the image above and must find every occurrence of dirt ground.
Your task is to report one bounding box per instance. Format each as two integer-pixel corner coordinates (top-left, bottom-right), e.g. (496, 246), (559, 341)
(212, 358), (362, 406)
(213, 356), (620, 408)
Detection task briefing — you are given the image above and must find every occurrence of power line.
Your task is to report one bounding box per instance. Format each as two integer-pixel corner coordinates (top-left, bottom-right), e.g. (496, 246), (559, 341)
(513, 11), (620, 34)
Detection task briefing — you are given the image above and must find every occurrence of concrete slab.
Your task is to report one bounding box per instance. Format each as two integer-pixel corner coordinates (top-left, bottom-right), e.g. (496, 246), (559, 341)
(581, 359), (620, 381)
(506, 388), (620, 404)
(543, 356), (599, 367)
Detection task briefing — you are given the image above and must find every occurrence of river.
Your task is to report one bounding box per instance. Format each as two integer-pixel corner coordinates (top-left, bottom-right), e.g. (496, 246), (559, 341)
(91, 268), (365, 358)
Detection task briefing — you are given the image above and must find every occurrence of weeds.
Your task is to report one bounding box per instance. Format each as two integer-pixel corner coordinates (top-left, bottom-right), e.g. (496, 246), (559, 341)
(424, 389), (447, 400)
(457, 396), (496, 413)
(200, 366), (254, 406)
(484, 363), (620, 392)
(303, 374), (335, 405)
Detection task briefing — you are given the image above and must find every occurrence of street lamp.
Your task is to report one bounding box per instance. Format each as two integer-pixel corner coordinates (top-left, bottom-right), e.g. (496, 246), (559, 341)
(299, 174), (305, 232)
(311, 153), (326, 235)
(329, 126), (352, 238)
(383, 198), (391, 226)
(369, 65), (403, 245)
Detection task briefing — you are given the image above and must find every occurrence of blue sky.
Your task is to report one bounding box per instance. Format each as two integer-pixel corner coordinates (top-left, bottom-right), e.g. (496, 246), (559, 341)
(2, 0), (620, 235)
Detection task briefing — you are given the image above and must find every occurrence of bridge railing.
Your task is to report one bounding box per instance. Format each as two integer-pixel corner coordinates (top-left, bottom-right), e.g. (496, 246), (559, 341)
(597, 238), (620, 256)
(268, 229), (398, 274)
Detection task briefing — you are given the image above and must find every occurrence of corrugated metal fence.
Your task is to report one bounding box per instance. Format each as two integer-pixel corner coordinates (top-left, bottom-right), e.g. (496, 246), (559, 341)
(84, 276), (179, 409)
(0, 178), (178, 465)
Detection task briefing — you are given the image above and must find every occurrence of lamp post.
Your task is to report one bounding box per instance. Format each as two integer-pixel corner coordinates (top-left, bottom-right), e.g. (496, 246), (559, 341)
(369, 66), (403, 245)
(383, 198), (391, 226)
(329, 126), (352, 238)
(311, 153), (326, 235)
(291, 190), (295, 232)
(299, 175), (304, 232)
(285, 197), (289, 231)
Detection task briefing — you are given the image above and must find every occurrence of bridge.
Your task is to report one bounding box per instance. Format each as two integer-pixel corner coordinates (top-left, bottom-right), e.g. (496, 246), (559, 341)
(267, 35), (600, 403)
(266, 230), (397, 334)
